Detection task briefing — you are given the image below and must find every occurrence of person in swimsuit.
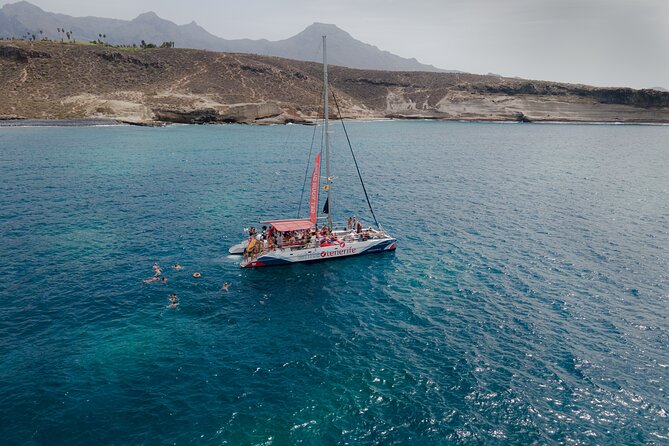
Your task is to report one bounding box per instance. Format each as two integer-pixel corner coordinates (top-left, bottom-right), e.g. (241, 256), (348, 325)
(167, 293), (178, 308)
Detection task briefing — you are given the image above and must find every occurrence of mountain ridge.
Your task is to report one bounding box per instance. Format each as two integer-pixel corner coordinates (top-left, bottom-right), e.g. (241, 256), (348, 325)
(0, 1), (445, 72)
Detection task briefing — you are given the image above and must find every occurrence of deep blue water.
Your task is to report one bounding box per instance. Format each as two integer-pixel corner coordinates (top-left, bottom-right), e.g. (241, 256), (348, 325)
(1, 121), (668, 445)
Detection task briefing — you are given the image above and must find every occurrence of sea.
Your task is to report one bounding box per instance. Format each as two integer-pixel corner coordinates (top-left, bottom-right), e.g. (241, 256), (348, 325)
(0, 121), (667, 445)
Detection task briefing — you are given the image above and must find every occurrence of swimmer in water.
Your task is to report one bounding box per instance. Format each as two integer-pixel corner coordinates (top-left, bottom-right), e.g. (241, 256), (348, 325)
(173, 263), (183, 270)
(161, 277), (167, 284)
(152, 263), (162, 276)
(222, 282), (231, 292)
(167, 293), (178, 308)
(143, 276), (160, 284)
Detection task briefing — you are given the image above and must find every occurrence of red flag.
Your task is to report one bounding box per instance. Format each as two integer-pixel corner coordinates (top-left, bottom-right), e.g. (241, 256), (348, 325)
(309, 152), (321, 224)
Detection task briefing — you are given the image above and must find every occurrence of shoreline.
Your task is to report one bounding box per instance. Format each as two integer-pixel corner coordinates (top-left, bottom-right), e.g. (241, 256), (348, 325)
(2, 117), (669, 128)
(0, 118), (126, 127)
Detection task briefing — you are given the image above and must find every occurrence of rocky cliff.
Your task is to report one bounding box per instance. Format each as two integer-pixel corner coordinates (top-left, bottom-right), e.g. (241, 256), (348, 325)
(2, 41), (669, 124)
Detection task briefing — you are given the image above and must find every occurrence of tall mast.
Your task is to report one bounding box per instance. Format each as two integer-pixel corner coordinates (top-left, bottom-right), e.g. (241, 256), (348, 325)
(323, 35), (333, 229)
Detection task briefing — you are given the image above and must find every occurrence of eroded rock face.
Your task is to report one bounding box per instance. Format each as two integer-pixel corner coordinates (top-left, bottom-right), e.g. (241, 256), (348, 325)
(471, 82), (669, 107)
(0, 45), (50, 61)
(153, 108), (219, 124)
(218, 103), (282, 123)
(2, 41), (669, 124)
(153, 103), (283, 124)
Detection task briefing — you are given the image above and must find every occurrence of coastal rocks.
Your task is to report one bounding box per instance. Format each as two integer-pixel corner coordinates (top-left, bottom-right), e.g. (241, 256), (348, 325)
(153, 103), (282, 124)
(154, 108), (219, 124)
(255, 113), (313, 125)
(218, 103), (282, 123)
(2, 41), (669, 124)
(60, 93), (153, 123)
(472, 82), (669, 108)
(589, 88), (669, 107)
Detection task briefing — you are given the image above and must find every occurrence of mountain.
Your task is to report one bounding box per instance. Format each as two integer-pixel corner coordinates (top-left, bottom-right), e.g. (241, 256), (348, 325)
(258, 23), (445, 72)
(0, 8), (29, 38)
(0, 1), (444, 72)
(2, 41), (668, 125)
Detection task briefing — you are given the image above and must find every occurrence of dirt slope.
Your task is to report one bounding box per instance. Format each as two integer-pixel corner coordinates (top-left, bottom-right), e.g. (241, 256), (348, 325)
(2, 41), (668, 124)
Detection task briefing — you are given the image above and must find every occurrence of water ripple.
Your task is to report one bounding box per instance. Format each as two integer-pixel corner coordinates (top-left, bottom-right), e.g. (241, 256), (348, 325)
(0, 122), (668, 444)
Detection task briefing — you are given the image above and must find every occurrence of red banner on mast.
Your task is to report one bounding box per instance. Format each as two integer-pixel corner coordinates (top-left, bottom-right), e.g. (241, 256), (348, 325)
(309, 152), (322, 224)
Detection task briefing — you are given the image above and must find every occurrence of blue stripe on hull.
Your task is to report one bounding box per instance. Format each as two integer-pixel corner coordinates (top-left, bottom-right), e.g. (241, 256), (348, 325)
(360, 239), (396, 254)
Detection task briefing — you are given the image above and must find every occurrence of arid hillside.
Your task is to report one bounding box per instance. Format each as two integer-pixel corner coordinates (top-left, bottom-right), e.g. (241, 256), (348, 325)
(2, 41), (669, 124)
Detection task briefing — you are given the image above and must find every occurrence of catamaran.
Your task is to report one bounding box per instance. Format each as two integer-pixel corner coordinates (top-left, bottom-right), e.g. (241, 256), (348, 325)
(230, 36), (396, 268)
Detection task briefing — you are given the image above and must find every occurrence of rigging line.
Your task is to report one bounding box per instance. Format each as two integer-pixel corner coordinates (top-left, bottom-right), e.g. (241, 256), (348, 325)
(296, 83), (324, 218)
(331, 90), (381, 229)
(296, 103), (322, 218)
(318, 103), (325, 220)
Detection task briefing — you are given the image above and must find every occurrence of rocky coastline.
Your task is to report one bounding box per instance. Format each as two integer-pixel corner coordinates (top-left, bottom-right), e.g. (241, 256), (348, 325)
(2, 41), (669, 126)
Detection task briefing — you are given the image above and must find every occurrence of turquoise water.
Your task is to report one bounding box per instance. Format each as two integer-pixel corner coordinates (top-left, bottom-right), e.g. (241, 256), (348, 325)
(1, 121), (668, 444)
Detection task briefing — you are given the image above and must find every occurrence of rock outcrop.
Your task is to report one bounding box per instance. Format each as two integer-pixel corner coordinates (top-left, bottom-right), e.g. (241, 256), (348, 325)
(0, 44), (50, 61)
(2, 41), (669, 124)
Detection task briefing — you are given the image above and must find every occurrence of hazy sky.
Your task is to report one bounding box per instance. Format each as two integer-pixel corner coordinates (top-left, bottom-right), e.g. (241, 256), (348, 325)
(8, 0), (669, 89)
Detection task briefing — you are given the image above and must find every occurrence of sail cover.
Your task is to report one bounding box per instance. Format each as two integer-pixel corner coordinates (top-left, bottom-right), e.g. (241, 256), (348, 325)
(309, 152), (321, 224)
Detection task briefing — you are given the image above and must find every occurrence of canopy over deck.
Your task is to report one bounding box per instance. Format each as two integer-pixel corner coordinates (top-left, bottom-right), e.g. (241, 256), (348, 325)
(264, 219), (314, 232)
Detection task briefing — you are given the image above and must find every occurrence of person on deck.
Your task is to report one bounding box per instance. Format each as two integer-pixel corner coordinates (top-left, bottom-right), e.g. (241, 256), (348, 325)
(244, 236), (255, 262)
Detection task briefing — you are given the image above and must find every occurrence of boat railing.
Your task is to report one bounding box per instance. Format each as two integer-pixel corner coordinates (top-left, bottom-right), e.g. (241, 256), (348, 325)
(244, 228), (391, 261)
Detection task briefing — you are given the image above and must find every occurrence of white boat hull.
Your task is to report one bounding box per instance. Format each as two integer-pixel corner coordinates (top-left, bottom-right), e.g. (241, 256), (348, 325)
(241, 237), (396, 268)
(228, 241), (248, 255)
